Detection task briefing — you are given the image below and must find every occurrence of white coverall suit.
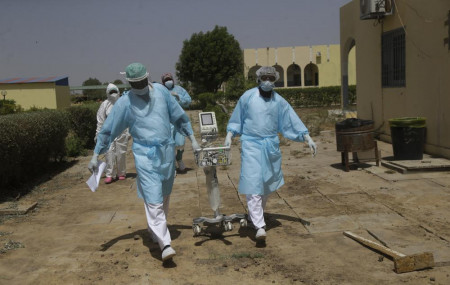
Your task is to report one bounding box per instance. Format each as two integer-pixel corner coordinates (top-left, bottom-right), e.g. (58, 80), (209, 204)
(96, 84), (129, 179)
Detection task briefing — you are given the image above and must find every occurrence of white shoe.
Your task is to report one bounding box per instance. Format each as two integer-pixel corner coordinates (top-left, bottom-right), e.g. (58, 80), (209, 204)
(256, 228), (266, 240)
(162, 246), (176, 261)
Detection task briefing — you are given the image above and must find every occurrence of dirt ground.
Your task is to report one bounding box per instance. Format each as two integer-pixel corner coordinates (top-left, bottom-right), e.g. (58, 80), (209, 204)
(1, 110), (450, 284)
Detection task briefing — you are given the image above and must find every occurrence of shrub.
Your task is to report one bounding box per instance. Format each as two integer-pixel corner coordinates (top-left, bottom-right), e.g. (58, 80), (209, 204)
(66, 103), (99, 149)
(196, 92), (229, 136)
(0, 110), (69, 189)
(224, 74), (257, 102)
(65, 131), (86, 157)
(275, 85), (356, 107)
(0, 99), (23, 115)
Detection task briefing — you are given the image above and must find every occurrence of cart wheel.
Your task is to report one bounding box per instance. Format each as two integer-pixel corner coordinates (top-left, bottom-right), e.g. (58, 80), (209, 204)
(239, 219), (247, 228)
(193, 224), (201, 236)
(224, 221), (233, 231)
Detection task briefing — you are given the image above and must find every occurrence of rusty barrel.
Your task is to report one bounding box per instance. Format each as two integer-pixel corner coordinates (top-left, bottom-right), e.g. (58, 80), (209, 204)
(335, 119), (375, 152)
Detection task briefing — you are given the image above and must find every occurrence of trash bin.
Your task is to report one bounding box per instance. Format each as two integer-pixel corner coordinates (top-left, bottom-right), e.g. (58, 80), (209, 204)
(388, 117), (426, 160)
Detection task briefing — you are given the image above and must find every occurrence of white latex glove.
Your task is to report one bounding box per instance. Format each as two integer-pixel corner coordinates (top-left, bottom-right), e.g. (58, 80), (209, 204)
(189, 135), (201, 152)
(224, 131), (233, 147)
(88, 153), (99, 173)
(303, 134), (317, 156)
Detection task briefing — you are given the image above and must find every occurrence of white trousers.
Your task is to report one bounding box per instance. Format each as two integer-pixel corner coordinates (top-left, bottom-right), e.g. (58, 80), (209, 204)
(105, 132), (129, 178)
(144, 195), (171, 250)
(246, 194), (269, 229)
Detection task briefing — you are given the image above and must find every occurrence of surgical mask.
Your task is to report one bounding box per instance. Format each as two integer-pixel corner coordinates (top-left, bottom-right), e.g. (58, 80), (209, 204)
(260, 80), (274, 92)
(164, 80), (174, 89)
(108, 92), (119, 102)
(132, 85), (149, 96)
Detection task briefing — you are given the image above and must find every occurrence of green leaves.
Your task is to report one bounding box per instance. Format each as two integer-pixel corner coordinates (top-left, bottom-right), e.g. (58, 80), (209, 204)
(0, 110), (70, 189)
(275, 85), (357, 108)
(82, 77), (104, 101)
(176, 26), (243, 93)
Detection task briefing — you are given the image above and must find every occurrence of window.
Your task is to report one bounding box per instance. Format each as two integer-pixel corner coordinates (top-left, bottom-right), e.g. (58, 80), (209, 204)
(382, 28), (405, 87)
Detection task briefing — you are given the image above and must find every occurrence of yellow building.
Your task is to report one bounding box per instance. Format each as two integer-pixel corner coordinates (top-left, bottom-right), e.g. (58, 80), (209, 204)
(243, 44), (356, 88)
(340, 0), (450, 158)
(0, 76), (71, 110)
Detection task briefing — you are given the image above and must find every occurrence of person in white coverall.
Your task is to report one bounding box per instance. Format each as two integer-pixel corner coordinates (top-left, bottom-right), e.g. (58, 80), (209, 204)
(95, 83), (130, 184)
(88, 63), (200, 262)
(161, 72), (192, 173)
(224, 66), (317, 241)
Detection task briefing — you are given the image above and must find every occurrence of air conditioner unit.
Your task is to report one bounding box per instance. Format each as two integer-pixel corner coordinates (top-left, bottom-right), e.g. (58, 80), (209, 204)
(360, 0), (394, 20)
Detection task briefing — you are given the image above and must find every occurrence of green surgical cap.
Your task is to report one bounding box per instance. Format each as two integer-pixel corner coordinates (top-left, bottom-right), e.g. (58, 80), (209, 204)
(125, 63), (149, 82)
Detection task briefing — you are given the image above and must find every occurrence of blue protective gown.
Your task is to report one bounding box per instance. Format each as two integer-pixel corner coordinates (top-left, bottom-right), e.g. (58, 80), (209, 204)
(94, 83), (194, 204)
(226, 87), (309, 195)
(168, 85), (192, 148)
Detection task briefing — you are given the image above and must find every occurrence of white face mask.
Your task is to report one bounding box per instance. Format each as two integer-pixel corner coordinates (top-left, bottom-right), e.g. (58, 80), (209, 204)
(108, 92), (119, 102)
(164, 80), (174, 89)
(260, 80), (275, 92)
(132, 85), (149, 96)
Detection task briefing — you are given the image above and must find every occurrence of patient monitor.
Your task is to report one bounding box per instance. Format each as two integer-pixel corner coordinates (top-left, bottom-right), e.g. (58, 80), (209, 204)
(199, 112), (218, 142)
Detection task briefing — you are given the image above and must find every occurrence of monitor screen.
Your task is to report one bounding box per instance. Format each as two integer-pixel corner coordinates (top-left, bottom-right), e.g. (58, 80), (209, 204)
(201, 113), (214, 126)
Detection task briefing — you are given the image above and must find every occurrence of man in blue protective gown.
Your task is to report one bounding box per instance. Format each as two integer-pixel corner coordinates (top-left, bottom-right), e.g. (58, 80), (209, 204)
(161, 72), (192, 174)
(224, 66), (317, 242)
(88, 63), (200, 262)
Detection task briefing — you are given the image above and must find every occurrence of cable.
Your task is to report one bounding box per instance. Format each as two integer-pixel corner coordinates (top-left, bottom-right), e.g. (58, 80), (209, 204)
(393, 0), (432, 58)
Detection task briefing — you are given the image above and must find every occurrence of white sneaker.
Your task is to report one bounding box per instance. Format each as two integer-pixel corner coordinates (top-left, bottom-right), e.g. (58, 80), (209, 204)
(256, 228), (267, 240)
(162, 246), (176, 261)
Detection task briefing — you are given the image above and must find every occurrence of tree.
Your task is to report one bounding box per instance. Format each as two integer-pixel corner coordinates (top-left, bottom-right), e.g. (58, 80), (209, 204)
(225, 74), (258, 102)
(113, 79), (126, 93)
(176, 25), (243, 94)
(82, 77), (103, 101)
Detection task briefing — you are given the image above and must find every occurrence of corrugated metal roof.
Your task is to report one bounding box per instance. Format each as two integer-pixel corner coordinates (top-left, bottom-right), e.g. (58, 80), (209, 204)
(0, 76), (68, 84)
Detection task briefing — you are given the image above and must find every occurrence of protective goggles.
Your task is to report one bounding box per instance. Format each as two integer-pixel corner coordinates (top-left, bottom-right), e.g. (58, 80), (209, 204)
(129, 78), (148, 89)
(260, 75), (276, 82)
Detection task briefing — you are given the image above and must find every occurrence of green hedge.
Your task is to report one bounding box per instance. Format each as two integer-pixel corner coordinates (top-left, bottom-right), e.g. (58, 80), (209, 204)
(274, 85), (356, 107)
(0, 103), (100, 194)
(66, 103), (99, 149)
(0, 110), (69, 188)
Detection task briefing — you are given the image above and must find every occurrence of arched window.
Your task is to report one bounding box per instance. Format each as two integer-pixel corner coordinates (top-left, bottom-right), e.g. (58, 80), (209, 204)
(273, 64), (284, 87)
(287, 64), (302, 87)
(304, 63), (319, 86)
(248, 65), (261, 82)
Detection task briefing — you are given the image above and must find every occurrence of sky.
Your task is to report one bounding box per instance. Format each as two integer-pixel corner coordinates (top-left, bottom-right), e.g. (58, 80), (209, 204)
(0, 0), (351, 87)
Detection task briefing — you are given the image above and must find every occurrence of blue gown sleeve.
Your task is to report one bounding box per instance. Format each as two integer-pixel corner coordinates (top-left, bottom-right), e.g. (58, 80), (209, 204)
(278, 96), (309, 142)
(163, 85), (194, 137)
(226, 93), (246, 136)
(175, 86), (191, 109)
(94, 96), (129, 155)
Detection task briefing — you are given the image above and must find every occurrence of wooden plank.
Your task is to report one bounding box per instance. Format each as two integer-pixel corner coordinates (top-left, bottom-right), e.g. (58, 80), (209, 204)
(343, 231), (404, 258)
